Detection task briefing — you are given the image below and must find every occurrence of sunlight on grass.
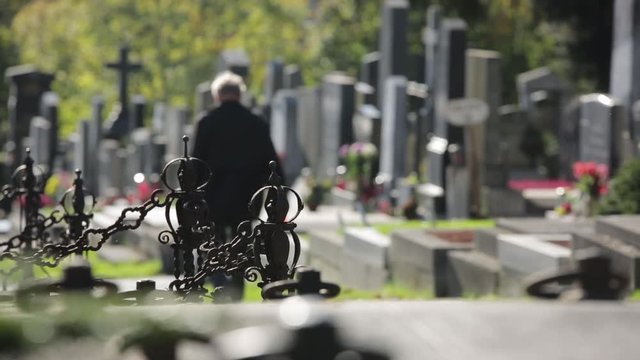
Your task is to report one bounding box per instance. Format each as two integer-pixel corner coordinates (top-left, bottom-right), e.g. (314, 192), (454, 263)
(375, 219), (495, 235)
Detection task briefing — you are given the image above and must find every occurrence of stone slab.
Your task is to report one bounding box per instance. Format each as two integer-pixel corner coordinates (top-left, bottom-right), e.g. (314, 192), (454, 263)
(307, 230), (344, 266)
(497, 217), (595, 235)
(595, 215), (640, 247)
(340, 251), (388, 291)
(344, 227), (390, 268)
(474, 228), (508, 258)
(449, 250), (500, 296)
(497, 234), (571, 275)
(308, 257), (342, 284)
(572, 231), (640, 289)
(295, 205), (399, 233)
(389, 229), (472, 296)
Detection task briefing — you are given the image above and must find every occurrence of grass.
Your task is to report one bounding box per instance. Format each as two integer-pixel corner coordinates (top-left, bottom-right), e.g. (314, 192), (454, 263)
(374, 219), (495, 235)
(0, 251), (162, 284)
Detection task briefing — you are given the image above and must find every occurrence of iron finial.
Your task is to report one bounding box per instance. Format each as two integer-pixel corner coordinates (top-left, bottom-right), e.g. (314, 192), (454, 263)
(182, 136), (189, 158)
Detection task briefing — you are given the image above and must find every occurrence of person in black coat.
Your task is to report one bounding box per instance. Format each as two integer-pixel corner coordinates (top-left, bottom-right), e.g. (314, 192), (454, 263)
(192, 71), (282, 300)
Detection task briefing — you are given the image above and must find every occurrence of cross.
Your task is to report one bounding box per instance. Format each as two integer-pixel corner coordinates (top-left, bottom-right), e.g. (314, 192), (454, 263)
(105, 45), (142, 127)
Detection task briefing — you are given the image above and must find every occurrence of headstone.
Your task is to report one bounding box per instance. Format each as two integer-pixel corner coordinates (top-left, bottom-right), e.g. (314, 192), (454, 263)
(131, 128), (153, 178)
(426, 18), (467, 216)
(194, 82), (214, 118)
(579, 93), (627, 173)
(104, 45), (142, 140)
(352, 104), (382, 146)
(217, 49), (250, 79)
(516, 67), (565, 137)
(359, 52), (380, 106)
(99, 139), (121, 197)
(39, 91), (59, 174)
(130, 94), (146, 129)
(379, 76), (408, 191)
(319, 73), (355, 180)
(88, 96), (104, 196)
(389, 228), (472, 297)
(423, 5), (443, 136)
(271, 90), (304, 184)
(165, 107), (187, 162)
(264, 59), (284, 103)
(377, 0), (408, 108)
(74, 120), (91, 183)
(283, 65), (303, 89)
(307, 230), (344, 283)
(558, 97), (582, 179)
(342, 227), (390, 290)
(296, 86), (323, 177)
(28, 116), (51, 171)
(4, 65), (54, 171)
(465, 49), (501, 215)
(610, 0), (640, 145)
(152, 102), (168, 134)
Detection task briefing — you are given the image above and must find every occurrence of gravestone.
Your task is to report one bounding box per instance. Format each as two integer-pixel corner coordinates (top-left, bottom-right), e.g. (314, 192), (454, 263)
(217, 49), (250, 78)
(152, 102), (168, 134)
(516, 67), (565, 140)
(379, 76), (408, 192)
(130, 94), (146, 129)
(352, 104), (382, 147)
(87, 96), (104, 196)
(579, 94), (627, 173)
(39, 91), (59, 174)
(359, 52), (380, 107)
(74, 121), (91, 185)
(307, 230), (344, 283)
(296, 86), (323, 177)
(28, 116), (51, 171)
(165, 107), (187, 162)
(194, 82), (214, 118)
(270, 89), (304, 184)
(264, 60), (284, 103)
(426, 18), (467, 216)
(283, 65), (303, 89)
(610, 0), (640, 146)
(558, 97), (582, 179)
(423, 5), (443, 136)
(4, 65), (54, 171)
(377, 0), (408, 108)
(465, 49), (501, 215)
(99, 139), (122, 198)
(342, 227), (390, 291)
(103, 45), (142, 140)
(319, 73), (355, 180)
(131, 128), (153, 178)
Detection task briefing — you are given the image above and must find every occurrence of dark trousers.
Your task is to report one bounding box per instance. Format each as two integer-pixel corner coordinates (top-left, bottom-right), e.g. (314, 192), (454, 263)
(210, 221), (245, 301)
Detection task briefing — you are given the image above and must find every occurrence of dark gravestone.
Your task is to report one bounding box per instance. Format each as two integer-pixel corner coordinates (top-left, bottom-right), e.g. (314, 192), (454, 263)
(283, 65), (303, 89)
(104, 45), (142, 140)
(99, 139), (121, 197)
(4, 65), (54, 171)
(270, 90), (304, 184)
(610, 0), (640, 145)
(296, 86), (323, 177)
(428, 18), (467, 215)
(360, 52), (380, 107)
(516, 67), (565, 138)
(131, 95), (146, 129)
(319, 73), (355, 180)
(217, 49), (250, 79)
(579, 94), (626, 173)
(264, 59), (284, 103)
(377, 0), (408, 108)
(558, 97), (581, 179)
(39, 91), (59, 174)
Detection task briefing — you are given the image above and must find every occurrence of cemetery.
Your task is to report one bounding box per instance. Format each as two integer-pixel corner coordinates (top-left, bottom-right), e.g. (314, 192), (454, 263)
(0, 0), (640, 359)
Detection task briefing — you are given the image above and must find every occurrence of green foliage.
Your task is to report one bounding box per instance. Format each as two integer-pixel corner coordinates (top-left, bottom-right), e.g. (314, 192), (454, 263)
(599, 159), (640, 215)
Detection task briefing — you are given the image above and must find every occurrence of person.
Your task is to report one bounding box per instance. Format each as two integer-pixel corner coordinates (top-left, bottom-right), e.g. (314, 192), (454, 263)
(192, 71), (282, 301)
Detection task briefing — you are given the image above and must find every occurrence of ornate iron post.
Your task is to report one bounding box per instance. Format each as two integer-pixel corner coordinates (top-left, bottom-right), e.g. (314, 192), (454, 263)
(59, 169), (95, 251)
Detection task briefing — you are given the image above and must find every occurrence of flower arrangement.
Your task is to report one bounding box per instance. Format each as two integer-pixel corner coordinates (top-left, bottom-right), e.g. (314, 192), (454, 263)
(573, 161), (608, 199)
(555, 161), (608, 217)
(338, 142), (380, 205)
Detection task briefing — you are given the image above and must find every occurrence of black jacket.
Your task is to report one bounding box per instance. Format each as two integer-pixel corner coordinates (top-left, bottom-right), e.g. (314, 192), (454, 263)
(192, 101), (281, 225)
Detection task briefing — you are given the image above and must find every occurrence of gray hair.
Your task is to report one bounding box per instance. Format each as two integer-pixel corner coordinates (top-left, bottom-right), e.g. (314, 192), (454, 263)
(210, 71), (246, 99)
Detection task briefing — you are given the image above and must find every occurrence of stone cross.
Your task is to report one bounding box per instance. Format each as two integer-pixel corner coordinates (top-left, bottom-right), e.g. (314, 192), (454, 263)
(105, 45), (142, 139)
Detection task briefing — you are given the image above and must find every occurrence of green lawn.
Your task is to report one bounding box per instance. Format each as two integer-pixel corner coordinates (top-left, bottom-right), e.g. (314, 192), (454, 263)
(374, 219), (495, 235)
